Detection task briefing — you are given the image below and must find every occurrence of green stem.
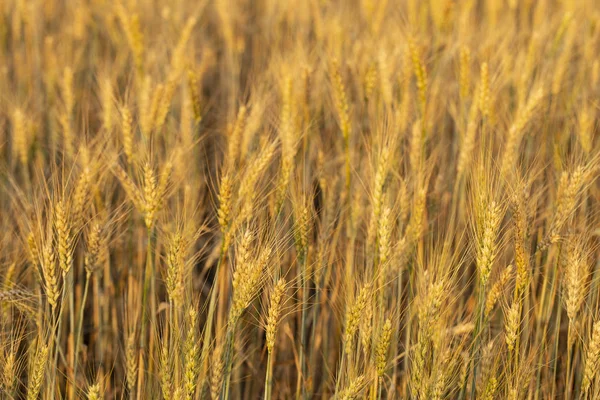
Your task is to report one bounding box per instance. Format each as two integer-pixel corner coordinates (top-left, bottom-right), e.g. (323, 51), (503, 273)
(67, 267), (75, 398)
(403, 259), (415, 399)
(308, 278), (321, 395)
(297, 255), (308, 400)
(469, 286), (486, 399)
(221, 324), (236, 400)
(344, 135), (351, 197)
(264, 350), (274, 400)
(566, 323), (573, 399)
(51, 274), (68, 393)
(370, 376), (379, 400)
(73, 271), (91, 387)
(391, 261), (404, 393)
(138, 226), (155, 397)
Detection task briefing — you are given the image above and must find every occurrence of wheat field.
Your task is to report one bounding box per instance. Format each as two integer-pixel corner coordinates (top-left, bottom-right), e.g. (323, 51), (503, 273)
(0, 0), (599, 399)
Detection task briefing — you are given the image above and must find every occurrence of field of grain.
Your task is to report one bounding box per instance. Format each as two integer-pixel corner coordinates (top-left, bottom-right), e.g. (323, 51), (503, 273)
(0, 0), (599, 399)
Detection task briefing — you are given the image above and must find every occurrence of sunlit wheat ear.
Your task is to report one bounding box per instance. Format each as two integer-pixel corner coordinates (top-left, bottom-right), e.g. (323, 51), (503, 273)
(368, 144), (391, 247)
(0, 289), (33, 321)
(2, 346), (17, 392)
(407, 183), (427, 244)
(457, 91), (480, 177)
(27, 232), (39, 268)
(293, 200), (311, 263)
(458, 351), (470, 393)
(375, 318), (392, 377)
(136, 159), (171, 229)
(126, 333), (138, 393)
(229, 245), (271, 325)
(430, 347), (457, 400)
(183, 307), (200, 400)
(112, 164), (138, 207)
(408, 36), (427, 117)
(344, 283), (371, 354)
(142, 161), (158, 228)
(398, 178), (410, 226)
(121, 105), (134, 164)
(172, 387), (184, 399)
(238, 140), (276, 203)
(504, 300), (520, 352)
(236, 142), (276, 223)
(87, 382), (101, 400)
(378, 49), (393, 105)
(41, 240), (60, 312)
(582, 321), (600, 394)
(58, 111), (73, 159)
(330, 58), (352, 192)
(512, 190), (530, 296)
(153, 79), (177, 132)
(485, 265), (513, 317)
(232, 230), (254, 292)
(217, 172), (232, 236)
(539, 164), (591, 250)
(563, 235), (587, 323)
(187, 66), (202, 124)
(210, 342), (225, 400)
(84, 221), (103, 276)
(363, 62), (377, 102)
(101, 77), (113, 131)
(475, 195), (502, 287)
(3, 0), (600, 397)
(116, 4), (144, 73)
(54, 199), (73, 275)
(377, 205), (392, 270)
(159, 340), (171, 400)
(411, 280), (446, 397)
(275, 75), (297, 209)
(72, 168), (92, 230)
(26, 342), (48, 400)
(394, 45), (412, 129)
(367, 53), (381, 100)
(418, 279), (445, 339)
(481, 376), (498, 400)
(138, 76), (153, 135)
(359, 299), (373, 356)
(409, 119), (423, 173)
(180, 89), (194, 147)
(473, 338), (495, 394)
(340, 374), (366, 400)
(330, 58), (351, 144)
(158, 160), (172, 198)
(165, 230), (184, 304)
(500, 86), (544, 178)
(2, 262), (16, 291)
(227, 105), (247, 166)
(266, 278), (287, 354)
(170, 16), (198, 77)
(551, 24), (576, 96)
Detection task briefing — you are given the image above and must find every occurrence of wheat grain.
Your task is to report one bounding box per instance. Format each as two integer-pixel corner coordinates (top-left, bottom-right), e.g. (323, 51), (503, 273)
(266, 279), (286, 354)
(582, 321), (600, 394)
(26, 342), (48, 400)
